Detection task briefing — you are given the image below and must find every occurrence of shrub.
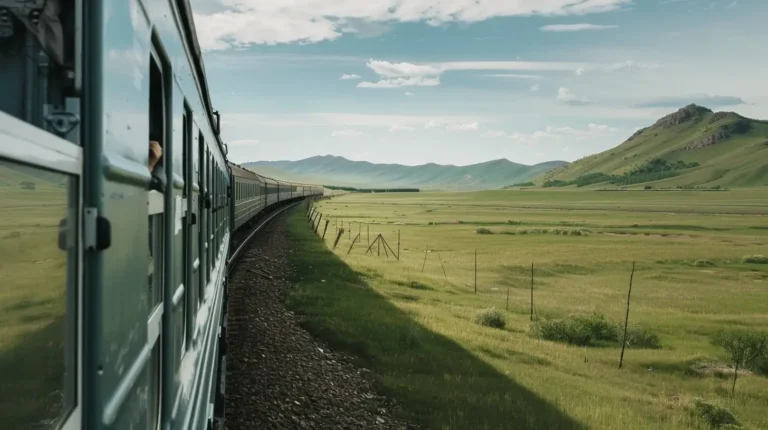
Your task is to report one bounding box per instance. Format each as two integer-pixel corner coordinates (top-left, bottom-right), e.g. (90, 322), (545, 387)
(694, 259), (716, 267)
(531, 313), (620, 346)
(741, 255), (768, 264)
(691, 398), (740, 429)
(623, 326), (662, 349)
(476, 228), (493, 235)
(531, 313), (661, 348)
(475, 308), (506, 329)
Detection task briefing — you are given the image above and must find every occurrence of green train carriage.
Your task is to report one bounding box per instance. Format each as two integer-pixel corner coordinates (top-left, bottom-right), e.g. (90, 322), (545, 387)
(0, 1), (323, 429)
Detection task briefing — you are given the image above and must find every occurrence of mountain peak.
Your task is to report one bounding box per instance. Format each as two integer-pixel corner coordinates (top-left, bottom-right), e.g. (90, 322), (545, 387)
(654, 104), (713, 128)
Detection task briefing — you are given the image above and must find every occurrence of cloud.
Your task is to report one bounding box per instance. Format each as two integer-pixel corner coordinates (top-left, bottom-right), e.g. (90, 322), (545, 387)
(556, 87), (592, 106)
(530, 84), (541, 92)
(340, 73), (362, 80)
(575, 67), (585, 76)
(389, 124), (416, 132)
(447, 122), (480, 131)
(359, 59), (594, 88)
(509, 123), (618, 144)
(194, 0), (632, 50)
(482, 130), (506, 138)
(404, 91), (415, 96)
(634, 94), (746, 108)
(357, 76), (440, 88)
(424, 120), (440, 129)
(331, 129), (363, 137)
(223, 112), (487, 128)
(483, 74), (545, 80)
(540, 23), (619, 32)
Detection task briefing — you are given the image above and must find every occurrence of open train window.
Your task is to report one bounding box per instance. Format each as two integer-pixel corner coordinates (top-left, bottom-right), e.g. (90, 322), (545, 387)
(147, 47), (165, 430)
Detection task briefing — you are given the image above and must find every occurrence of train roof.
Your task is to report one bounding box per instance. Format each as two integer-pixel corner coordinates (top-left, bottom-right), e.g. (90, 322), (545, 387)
(226, 161), (321, 188)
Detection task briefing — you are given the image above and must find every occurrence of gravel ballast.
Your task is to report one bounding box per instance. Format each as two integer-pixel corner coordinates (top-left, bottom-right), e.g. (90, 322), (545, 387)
(225, 211), (415, 430)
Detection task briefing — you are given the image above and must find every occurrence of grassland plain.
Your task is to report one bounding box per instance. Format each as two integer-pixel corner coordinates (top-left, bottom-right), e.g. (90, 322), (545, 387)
(286, 189), (768, 429)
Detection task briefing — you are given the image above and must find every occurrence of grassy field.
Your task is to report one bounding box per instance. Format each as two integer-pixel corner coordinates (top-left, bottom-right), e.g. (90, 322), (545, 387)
(286, 189), (768, 429)
(0, 161), (71, 429)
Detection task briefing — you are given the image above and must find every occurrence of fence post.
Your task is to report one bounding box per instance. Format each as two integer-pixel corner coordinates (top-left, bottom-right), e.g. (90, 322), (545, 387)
(530, 263), (534, 321)
(322, 220), (330, 239)
(619, 262), (636, 369)
(474, 249), (477, 294)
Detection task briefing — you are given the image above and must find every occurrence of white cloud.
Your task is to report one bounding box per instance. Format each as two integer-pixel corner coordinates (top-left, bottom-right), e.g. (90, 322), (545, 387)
(424, 120), (440, 129)
(357, 76), (440, 88)
(530, 84), (541, 92)
(340, 73), (362, 80)
(194, 0), (632, 50)
(447, 122), (480, 131)
(483, 74), (545, 80)
(331, 129), (363, 137)
(575, 67), (585, 76)
(223, 112), (487, 128)
(556, 87), (592, 106)
(509, 123), (618, 144)
(404, 91), (415, 96)
(389, 124), (416, 132)
(540, 23), (619, 32)
(482, 130), (506, 138)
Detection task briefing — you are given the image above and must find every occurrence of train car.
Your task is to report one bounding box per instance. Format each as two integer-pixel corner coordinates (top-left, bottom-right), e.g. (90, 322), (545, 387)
(0, 1), (328, 430)
(230, 163), (266, 231)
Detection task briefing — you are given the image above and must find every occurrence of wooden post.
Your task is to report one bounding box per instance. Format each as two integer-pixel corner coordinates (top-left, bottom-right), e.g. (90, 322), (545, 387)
(322, 220), (330, 239)
(474, 249), (477, 294)
(397, 230), (400, 260)
(377, 236), (381, 256)
(348, 222), (351, 239)
(530, 263), (534, 321)
(347, 234), (360, 256)
(619, 262), (636, 369)
(333, 228), (345, 250)
(315, 214), (323, 234)
(358, 222), (361, 243)
(437, 253), (447, 279)
(422, 245), (428, 272)
(506, 285), (510, 310)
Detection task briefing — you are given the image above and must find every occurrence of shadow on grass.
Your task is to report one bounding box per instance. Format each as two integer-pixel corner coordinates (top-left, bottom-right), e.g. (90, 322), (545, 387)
(285, 209), (586, 430)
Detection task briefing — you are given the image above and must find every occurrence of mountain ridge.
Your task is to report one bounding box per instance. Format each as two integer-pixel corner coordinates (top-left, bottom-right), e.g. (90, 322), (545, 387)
(535, 104), (768, 188)
(242, 156), (568, 190)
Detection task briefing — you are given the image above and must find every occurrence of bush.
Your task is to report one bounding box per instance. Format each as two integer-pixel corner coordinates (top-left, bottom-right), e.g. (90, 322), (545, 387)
(475, 308), (506, 329)
(694, 259), (716, 267)
(476, 228), (493, 235)
(741, 255), (768, 264)
(623, 326), (662, 349)
(530, 313), (620, 346)
(531, 313), (661, 348)
(691, 398), (740, 429)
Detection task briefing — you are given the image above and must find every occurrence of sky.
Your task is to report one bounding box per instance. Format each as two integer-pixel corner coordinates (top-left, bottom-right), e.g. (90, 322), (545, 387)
(191, 0), (768, 166)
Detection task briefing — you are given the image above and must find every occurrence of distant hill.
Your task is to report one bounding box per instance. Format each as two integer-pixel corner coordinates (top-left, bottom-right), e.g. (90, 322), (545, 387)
(536, 104), (768, 189)
(242, 156), (567, 190)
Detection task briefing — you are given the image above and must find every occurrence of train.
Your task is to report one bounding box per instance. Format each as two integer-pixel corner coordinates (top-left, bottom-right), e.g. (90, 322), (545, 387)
(0, 1), (324, 429)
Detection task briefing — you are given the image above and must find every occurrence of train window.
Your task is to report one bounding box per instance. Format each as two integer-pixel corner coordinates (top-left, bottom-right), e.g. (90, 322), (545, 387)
(0, 159), (77, 429)
(147, 49), (165, 430)
(183, 105), (192, 349)
(198, 135), (206, 307)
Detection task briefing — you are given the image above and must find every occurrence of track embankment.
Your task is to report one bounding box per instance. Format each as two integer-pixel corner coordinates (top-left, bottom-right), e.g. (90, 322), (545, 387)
(226, 209), (414, 430)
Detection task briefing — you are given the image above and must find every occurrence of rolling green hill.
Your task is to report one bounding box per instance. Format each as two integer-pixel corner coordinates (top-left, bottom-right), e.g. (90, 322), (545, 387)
(243, 157), (567, 190)
(536, 104), (768, 189)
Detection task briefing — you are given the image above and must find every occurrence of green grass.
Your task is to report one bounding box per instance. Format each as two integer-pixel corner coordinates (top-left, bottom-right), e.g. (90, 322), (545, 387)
(0, 168), (70, 429)
(286, 189), (768, 429)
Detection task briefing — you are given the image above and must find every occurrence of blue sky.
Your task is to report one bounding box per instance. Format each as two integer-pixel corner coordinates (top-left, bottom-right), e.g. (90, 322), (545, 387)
(192, 0), (767, 166)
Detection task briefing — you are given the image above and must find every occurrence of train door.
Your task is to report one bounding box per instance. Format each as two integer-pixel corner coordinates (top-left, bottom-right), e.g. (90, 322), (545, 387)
(190, 125), (201, 336)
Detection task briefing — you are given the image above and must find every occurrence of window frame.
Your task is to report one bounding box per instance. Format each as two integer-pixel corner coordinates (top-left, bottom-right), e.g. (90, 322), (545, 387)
(0, 111), (83, 430)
